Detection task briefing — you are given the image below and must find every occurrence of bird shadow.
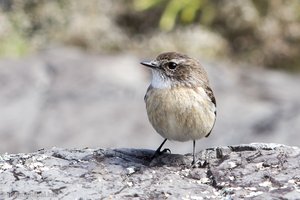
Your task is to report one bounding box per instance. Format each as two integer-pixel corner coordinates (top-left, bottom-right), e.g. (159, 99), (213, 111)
(92, 148), (191, 167)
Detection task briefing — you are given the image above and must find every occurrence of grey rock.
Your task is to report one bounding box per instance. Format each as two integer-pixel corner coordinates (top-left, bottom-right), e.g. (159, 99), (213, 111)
(0, 47), (300, 154)
(0, 143), (299, 199)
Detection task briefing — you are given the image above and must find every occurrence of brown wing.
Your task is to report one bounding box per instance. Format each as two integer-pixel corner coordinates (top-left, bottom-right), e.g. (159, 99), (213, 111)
(144, 85), (153, 102)
(204, 86), (217, 137)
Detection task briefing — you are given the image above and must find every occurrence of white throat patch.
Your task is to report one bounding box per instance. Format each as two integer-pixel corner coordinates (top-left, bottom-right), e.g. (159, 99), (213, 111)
(151, 70), (172, 89)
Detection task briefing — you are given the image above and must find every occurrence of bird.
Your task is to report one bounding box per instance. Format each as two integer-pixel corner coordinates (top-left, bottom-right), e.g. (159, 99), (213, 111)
(141, 52), (216, 165)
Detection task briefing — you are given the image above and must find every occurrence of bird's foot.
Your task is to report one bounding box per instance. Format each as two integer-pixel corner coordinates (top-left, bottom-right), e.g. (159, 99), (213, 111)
(191, 160), (208, 168)
(191, 160), (195, 166)
(161, 148), (171, 154)
(151, 148), (171, 160)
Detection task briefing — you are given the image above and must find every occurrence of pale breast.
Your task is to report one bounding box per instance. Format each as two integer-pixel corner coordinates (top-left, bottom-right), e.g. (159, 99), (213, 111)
(145, 87), (216, 141)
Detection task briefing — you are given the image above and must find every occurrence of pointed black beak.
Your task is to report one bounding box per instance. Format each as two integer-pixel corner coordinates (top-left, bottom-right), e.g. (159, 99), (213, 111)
(140, 61), (158, 69)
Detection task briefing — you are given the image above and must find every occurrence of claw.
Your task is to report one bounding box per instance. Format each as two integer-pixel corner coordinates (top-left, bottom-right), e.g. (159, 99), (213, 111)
(151, 148), (170, 160)
(151, 139), (169, 160)
(161, 148), (171, 154)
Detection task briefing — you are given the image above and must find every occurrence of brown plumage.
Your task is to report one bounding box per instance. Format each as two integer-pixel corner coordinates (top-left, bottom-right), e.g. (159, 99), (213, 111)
(141, 52), (216, 165)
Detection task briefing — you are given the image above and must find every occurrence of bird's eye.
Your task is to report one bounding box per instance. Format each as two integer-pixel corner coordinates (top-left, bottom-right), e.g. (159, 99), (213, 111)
(167, 62), (177, 70)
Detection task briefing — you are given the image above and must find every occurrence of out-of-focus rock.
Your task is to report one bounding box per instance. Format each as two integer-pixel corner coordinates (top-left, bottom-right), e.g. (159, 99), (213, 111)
(0, 47), (149, 153)
(0, 143), (299, 199)
(0, 48), (300, 154)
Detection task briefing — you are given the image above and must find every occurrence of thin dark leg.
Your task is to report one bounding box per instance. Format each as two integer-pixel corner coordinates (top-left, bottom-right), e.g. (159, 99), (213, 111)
(151, 138), (168, 159)
(192, 140), (196, 165)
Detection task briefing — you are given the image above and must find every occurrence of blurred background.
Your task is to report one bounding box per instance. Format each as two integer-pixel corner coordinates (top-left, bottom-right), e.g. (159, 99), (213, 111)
(0, 0), (300, 154)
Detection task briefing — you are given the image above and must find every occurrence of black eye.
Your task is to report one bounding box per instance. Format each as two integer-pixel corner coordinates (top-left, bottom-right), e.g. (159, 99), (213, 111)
(167, 62), (177, 69)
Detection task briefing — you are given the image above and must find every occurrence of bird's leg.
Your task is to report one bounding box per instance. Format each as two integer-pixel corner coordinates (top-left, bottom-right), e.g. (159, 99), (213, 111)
(151, 138), (170, 160)
(192, 140), (196, 165)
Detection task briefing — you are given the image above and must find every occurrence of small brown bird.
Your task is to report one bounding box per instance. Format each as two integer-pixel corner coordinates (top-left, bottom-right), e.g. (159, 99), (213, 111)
(141, 52), (216, 164)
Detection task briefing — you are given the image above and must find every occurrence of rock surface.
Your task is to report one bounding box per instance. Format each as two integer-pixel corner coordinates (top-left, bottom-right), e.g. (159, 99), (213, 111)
(1, 48), (300, 154)
(0, 143), (299, 199)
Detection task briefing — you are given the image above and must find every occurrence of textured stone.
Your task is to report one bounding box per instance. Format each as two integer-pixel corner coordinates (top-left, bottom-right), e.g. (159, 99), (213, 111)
(0, 143), (299, 199)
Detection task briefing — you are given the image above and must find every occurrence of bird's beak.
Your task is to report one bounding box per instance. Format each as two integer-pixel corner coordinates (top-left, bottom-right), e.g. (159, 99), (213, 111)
(140, 61), (159, 69)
